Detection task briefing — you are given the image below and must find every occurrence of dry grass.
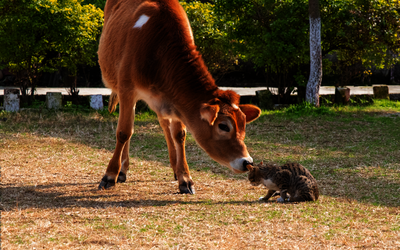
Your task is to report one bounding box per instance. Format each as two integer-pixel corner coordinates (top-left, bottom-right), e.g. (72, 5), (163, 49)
(1, 102), (400, 249)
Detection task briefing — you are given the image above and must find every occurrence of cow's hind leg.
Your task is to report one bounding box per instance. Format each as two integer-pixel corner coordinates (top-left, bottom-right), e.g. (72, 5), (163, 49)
(117, 110), (135, 183)
(99, 93), (136, 190)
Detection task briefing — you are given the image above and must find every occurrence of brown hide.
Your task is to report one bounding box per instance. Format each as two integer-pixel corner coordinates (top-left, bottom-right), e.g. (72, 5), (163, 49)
(98, 0), (261, 193)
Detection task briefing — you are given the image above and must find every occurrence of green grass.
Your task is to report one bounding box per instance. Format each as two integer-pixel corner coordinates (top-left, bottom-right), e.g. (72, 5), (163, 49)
(1, 100), (399, 249)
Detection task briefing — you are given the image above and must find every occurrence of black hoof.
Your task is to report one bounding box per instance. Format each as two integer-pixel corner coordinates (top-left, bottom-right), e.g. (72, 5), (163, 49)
(179, 181), (195, 194)
(98, 175), (116, 190)
(117, 172), (126, 183)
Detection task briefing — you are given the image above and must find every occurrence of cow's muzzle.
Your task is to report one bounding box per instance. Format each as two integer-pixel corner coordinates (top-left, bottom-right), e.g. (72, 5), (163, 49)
(230, 157), (253, 173)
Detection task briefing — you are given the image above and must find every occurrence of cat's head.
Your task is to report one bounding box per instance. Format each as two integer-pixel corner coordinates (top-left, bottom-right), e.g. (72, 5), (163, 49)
(246, 164), (262, 186)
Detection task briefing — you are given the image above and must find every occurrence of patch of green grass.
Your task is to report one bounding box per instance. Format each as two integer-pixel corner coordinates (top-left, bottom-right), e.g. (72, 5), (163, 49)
(174, 224), (183, 232)
(13, 236), (25, 245)
(29, 99), (46, 109)
(1, 100), (400, 249)
(392, 226), (400, 231)
(285, 101), (336, 116)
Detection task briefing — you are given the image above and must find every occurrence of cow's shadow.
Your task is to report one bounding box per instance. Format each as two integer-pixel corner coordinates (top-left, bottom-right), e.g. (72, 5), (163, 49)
(1, 111), (400, 210)
(1, 181), (263, 211)
(2, 169), (399, 211)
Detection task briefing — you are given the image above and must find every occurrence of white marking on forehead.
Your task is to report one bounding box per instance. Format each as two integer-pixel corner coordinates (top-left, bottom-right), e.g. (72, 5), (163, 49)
(133, 14), (150, 29)
(232, 104), (239, 110)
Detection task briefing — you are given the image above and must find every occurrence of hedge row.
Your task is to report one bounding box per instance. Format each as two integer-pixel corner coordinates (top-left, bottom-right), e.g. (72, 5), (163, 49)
(1, 0), (399, 98)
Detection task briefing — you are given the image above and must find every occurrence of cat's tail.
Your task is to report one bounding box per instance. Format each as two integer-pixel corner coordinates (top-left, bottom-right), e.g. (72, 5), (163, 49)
(313, 185), (319, 201)
(290, 192), (317, 202)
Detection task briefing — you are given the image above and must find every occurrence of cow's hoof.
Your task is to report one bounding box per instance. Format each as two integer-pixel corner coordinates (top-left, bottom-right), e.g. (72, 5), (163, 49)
(179, 181), (195, 194)
(117, 172), (126, 183)
(98, 175), (116, 190)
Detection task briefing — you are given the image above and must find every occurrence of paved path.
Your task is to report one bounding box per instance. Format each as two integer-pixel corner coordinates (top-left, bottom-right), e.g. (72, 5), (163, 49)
(222, 86), (400, 96)
(1, 86), (400, 96)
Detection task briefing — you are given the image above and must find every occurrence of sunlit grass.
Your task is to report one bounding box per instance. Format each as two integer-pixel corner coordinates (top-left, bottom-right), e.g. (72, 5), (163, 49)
(1, 100), (399, 249)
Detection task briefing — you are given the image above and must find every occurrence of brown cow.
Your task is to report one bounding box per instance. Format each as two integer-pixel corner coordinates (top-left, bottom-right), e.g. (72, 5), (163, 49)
(98, 0), (261, 194)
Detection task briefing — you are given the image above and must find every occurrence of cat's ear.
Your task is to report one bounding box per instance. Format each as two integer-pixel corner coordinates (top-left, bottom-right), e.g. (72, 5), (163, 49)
(246, 164), (253, 171)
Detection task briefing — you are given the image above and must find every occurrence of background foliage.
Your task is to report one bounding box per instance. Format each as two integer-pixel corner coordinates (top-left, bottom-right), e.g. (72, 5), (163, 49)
(214, 0), (400, 101)
(0, 0), (399, 101)
(321, 0), (400, 85)
(0, 0), (103, 96)
(180, 1), (237, 77)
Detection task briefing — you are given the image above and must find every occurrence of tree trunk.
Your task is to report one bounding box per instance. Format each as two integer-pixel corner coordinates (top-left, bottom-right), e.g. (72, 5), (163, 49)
(306, 0), (322, 107)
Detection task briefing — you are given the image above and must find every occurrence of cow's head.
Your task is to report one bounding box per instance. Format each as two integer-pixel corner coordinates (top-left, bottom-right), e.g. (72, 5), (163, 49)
(195, 94), (261, 173)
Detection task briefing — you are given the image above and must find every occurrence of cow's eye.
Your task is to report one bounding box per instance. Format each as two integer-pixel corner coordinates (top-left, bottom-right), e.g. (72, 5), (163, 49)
(218, 123), (230, 132)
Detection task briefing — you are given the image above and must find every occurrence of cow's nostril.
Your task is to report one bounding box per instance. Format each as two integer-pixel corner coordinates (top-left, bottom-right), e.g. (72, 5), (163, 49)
(243, 160), (252, 170)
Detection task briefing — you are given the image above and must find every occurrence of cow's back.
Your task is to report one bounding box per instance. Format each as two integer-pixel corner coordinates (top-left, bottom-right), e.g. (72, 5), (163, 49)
(98, 0), (148, 90)
(98, 0), (198, 95)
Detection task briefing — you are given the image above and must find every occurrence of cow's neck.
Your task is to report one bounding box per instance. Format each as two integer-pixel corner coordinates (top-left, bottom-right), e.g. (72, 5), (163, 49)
(153, 47), (220, 126)
(141, 44), (236, 132)
(157, 77), (219, 132)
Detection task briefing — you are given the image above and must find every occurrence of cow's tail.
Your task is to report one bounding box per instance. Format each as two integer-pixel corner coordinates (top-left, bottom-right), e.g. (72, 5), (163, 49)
(108, 91), (119, 113)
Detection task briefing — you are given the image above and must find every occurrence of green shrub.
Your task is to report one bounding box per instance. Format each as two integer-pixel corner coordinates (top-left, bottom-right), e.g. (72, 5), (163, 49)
(82, 0), (106, 9)
(180, 1), (236, 76)
(214, 0), (400, 91)
(0, 0), (104, 96)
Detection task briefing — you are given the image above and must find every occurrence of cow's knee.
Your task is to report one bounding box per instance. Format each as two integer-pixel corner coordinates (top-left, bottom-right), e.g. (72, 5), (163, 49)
(173, 129), (186, 144)
(117, 130), (131, 144)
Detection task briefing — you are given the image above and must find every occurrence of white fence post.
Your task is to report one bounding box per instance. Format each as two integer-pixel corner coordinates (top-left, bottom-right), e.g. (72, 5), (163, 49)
(90, 95), (103, 110)
(4, 89), (20, 112)
(335, 87), (350, 105)
(373, 85), (389, 100)
(46, 92), (62, 110)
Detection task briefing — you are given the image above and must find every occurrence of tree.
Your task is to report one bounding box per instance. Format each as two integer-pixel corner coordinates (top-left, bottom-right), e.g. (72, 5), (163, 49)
(320, 0), (400, 85)
(82, 0), (106, 10)
(306, 0), (322, 106)
(213, 0), (400, 102)
(181, 1), (236, 76)
(214, 0), (310, 103)
(0, 0), (103, 97)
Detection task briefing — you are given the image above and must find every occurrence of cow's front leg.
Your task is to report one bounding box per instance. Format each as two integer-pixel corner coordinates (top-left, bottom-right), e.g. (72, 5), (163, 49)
(170, 121), (194, 194)
(158, 118), (178, 180)
(99, 97), (135, 190)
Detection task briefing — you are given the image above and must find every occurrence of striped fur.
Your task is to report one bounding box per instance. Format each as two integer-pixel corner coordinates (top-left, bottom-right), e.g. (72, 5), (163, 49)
(248, 162), (319, 202)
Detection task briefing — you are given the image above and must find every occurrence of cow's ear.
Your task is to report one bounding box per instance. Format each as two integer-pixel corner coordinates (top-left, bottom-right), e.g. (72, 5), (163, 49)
(200, 103), (220, 126)
(239, 104), (261, 123)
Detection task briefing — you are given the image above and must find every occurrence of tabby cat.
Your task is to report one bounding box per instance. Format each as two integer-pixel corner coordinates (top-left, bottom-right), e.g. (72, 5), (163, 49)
(247, 162), (319, 202)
